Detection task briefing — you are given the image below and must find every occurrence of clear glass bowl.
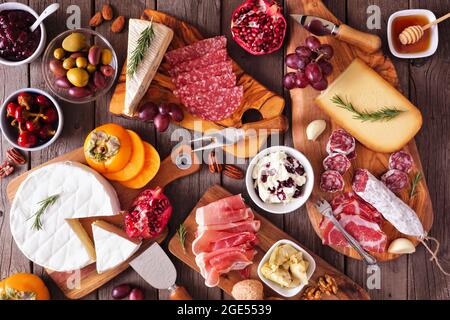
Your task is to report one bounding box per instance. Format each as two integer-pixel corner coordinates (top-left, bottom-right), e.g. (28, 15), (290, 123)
(42, 28), (118, 104)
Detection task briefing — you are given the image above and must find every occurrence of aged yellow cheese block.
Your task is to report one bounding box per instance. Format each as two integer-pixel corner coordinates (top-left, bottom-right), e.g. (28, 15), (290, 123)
(315, 58), (422, 153)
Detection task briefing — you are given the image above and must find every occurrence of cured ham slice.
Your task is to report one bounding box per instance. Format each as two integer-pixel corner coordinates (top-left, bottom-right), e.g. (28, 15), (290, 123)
(330, 192), (383, 225)
(196, 194), (246, 218)
(196, 207), (254, 226)
(192, 230), (258, 255)
(197, 220), (260, 234)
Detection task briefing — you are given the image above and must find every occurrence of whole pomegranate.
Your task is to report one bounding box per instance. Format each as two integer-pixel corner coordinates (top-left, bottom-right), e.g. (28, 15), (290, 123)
(124, 187), (173, 239)
(231, 0), (286, 55)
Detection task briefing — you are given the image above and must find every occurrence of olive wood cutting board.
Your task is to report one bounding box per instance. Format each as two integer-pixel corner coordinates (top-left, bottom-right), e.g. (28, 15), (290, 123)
(7, 144), (201, 299)
(168, 185), (370, 300)
(109, 9), (285, 159)
(287, 0), (433, 261)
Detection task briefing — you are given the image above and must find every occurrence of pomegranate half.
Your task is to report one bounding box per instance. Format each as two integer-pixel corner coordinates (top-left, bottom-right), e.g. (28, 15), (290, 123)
(231, 0), (287, 55)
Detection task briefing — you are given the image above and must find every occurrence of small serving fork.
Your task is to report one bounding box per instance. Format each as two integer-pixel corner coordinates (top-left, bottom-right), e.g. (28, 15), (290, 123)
(315, 198), (378, 266)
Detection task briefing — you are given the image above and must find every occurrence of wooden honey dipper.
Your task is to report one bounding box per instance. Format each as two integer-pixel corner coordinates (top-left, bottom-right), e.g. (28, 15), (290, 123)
(399, 12), (450, 45)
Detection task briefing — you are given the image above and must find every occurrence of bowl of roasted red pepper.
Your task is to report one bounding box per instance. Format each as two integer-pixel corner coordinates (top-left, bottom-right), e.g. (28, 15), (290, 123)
(0, 88), (63, 151)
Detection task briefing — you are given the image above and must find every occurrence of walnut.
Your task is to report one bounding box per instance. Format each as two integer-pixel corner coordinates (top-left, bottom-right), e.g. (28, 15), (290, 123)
(301, 286), (322, 300)
(317, 274), (338, 295)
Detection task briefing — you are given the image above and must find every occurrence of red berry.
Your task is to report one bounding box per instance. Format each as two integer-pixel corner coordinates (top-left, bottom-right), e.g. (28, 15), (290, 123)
(37, 124), (55, 140)
(14, 105), (26, 122)
(42, 108), (58, 124)
(6, 102), (18, 117)
(25, 120), (41, 132)
(17, 131), (37, 148)
(17, 92), (33, 109)
(129, 288), (144, 300)
(35, 95), (50, 107)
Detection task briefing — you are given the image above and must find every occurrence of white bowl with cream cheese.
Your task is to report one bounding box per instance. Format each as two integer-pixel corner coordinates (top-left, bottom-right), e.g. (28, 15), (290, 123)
(245, 146), (314, 214)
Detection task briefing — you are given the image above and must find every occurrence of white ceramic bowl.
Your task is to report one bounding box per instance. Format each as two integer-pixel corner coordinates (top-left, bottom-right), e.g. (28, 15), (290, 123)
(257, 239), (316, 298)
(0, 88), (63, 151)
(245, 146), (314, 214)
(387, 9), (438, 59)
(0, 2), (47, 66)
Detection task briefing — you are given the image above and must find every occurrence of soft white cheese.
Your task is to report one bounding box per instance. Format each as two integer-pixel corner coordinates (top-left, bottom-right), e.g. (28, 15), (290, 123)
(125, 19), (174, 116)
(252, 151), (307, 204)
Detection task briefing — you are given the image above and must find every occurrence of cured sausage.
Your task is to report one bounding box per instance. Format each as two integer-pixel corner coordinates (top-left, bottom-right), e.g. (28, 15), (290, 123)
(320, 170), (345, 193)
(389, 150), (414, 173)
(168, 49), (228, 76)
(326, 129), (356, 156)
(323, 153), (351, 175)
(173, 61), (233, 87)
(173, 73), (236, 98)
(165, 36), (227, 65)
(381, 169), (409, 193)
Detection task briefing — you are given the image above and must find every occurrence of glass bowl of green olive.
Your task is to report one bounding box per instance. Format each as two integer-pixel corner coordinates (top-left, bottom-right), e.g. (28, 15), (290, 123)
(42, 28), (118, 104)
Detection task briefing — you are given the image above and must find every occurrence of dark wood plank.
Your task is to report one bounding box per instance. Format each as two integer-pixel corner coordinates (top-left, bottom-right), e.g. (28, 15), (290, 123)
(345, 0), (410, 300)
(153, 0), (223, 300)
(407, 0), (450, 300)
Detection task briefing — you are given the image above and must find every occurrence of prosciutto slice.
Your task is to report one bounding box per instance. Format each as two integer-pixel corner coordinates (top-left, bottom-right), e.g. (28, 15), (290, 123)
(192, 230), (258, 255)
(196, 195), (246, 218)
(196, 207), (254, 226)
(197, 220), (260, 234)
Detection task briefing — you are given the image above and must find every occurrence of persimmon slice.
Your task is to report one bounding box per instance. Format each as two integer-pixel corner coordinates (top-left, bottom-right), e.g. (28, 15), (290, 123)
(103, 130), (145, 182)
(120, 142), (161, 189)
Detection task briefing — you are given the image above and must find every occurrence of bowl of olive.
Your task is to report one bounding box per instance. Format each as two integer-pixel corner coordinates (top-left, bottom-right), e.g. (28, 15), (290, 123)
(42, 28), (118, 104)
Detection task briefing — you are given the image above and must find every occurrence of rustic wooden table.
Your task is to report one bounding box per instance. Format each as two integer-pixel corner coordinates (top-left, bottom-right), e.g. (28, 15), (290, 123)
(0, 0), (449, 300)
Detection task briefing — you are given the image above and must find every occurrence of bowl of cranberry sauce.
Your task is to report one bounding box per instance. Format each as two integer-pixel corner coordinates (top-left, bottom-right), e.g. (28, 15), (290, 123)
(0, 2), (46, 66)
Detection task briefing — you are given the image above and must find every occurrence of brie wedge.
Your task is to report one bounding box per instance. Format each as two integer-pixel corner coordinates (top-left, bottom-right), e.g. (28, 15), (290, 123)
(125, 19), (174, 116)
(92, 220), (141, 274)
(10, 162), (121, 272)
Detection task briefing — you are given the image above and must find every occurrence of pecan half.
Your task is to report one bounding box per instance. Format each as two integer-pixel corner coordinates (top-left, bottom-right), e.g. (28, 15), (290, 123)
(0, 161), (14, 178)
(89, 11), (103, 27)
(208, 151), (222, 173)
(101, 4), (114, 20)
(6, 148), (26, 165)
(223, 164), (244, 179)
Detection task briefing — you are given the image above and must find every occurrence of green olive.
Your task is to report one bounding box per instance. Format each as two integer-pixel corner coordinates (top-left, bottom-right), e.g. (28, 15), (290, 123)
(53, 48), (65, 60)
(62, 32), (87, 52)
(62, 57), (76, 70)
(76, 56), (88, 68)
(67, 68), (90, 87)
(86, 63), (96, 74)
(101, 49), (113, 65)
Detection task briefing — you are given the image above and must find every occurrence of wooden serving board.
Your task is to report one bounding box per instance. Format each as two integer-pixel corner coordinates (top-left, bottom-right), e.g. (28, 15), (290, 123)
(287, 0), (433, 261)
(169, 185), (370, 300)
(7, 144), (201, 299)
(109, 9), (285, 158)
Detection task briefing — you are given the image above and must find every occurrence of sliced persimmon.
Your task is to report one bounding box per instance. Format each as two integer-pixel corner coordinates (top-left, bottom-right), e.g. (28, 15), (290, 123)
(103, 130), (145, 182)
(120, 142), (161, 189)
(84, 123), (133, 174)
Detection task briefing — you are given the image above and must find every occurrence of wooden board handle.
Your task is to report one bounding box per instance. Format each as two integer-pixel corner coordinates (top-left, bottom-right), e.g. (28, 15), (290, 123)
(336, 24), (381, 53)
(241, 115), (289, 133)
(169, 285), (192, 300)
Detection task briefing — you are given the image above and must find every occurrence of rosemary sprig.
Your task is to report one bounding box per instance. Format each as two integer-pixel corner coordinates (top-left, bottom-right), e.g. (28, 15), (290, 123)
(177, 224), (187, 254)
(331, 95), (405, 122)
(409, 172), (422, 198)
(27, 194), (60, 231)
(127, 20), (155, 76)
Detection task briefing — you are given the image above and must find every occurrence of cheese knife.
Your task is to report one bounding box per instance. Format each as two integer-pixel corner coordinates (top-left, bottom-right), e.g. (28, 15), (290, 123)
(129, 242), (192, 300)
(290, 14), (381, 53)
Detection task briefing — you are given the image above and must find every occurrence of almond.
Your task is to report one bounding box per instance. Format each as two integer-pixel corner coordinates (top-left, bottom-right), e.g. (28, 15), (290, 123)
(101, 4), (113, 21)
(89, 11), (103, 27)
(111, 16), (125, 33)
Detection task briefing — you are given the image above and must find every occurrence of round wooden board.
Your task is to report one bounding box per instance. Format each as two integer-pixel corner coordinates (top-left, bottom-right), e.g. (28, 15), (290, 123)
(287, 0), (434, 261)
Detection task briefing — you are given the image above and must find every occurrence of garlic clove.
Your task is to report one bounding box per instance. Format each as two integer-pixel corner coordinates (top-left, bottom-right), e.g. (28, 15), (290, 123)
(388, 238), (416, 254)
(306, 119), (327, 141)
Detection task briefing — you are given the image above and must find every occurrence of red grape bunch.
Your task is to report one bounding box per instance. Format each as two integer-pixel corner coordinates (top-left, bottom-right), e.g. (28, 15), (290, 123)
(283, 36), (334, 91)
(137, 102), (184, 132)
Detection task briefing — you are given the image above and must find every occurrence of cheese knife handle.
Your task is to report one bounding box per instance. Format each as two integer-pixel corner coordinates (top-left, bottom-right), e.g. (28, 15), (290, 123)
(241, 115), (289, 134)
(336, 24), (381, 53)
(169, 285), (192, 300)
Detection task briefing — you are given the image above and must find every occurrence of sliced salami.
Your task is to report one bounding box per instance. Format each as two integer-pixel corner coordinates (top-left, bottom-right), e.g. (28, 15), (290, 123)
(173, 61), (233, 87)
(381, 169), (409, 194)
(165, 36), (227, 66)
(389, 150), (414, 173)
(173, 73), (236, 98)
(169, 49), (228, 76)
(326, 129), (356, 156)
(323, 153), (351, 175)
(320, 170), (345, 193)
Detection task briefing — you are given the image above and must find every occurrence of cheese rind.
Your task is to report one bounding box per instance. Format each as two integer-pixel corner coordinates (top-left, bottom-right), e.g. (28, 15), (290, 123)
(10, 162), (121, 272)
(125, 19), (174, 116)
(315, 58), (422, 153)
(92, 221), (141, 274)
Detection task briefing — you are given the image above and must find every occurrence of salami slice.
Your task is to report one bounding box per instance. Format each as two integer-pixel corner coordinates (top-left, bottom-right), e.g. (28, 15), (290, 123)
(173, 73), (236, 98)
(326, 129), (356, 156)
(389, 150), (414, 173)
(320, 170), (345, 193)
(323, 153), (351, 175)
(173, 61), (233, 87)
(165, 36), (227, 66)
(381, 169), (409, 193)
(169, 49), (228, 76)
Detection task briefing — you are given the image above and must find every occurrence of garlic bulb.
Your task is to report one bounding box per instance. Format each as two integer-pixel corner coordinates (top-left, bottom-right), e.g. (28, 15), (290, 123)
(306, 120), (327, 141)
(388, 238), (416, 254)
